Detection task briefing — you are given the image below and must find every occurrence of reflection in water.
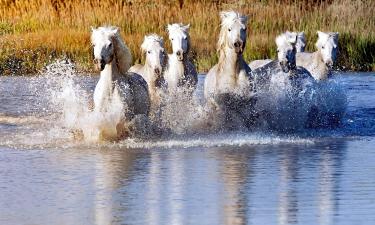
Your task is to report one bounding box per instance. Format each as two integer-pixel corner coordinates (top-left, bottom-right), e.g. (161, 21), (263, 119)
(147, 152), (161, 225)
(169, 151), (184, 225)
(218, 148), (254, 225)
(319, 150), (334, 225)
(318, 143), (345, 225)
(86, 141), (348, 225)
(2, 139), (372, 225)
(94, 152), (114, 225)
(278, 149), (299, 225)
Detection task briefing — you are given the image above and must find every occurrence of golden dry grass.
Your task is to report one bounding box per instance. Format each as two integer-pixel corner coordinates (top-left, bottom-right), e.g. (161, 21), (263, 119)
(0, 0), (374, 75)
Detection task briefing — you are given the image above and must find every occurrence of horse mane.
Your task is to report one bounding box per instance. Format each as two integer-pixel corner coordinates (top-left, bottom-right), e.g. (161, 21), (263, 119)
(217, 10), (247, 51)
(111, 30), (132, 75)
(316, 31), (339, 49)
(275, 31), (298, 49)
(167, 23), (191, 53)
(91, 26), (132, 75)
(141, 34), (164, 53)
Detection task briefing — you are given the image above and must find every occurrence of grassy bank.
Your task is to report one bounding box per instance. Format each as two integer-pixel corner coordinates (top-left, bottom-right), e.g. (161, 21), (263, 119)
(0, 0), (374, 75)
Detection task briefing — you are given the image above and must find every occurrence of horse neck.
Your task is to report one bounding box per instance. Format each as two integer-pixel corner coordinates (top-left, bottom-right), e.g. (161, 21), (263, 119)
(143, 63), (158, 89)
(313, 50), (329, 75)
(218, 46), (243, 75)
(168, 54), (185, 78)
(99, 59), (121, 92)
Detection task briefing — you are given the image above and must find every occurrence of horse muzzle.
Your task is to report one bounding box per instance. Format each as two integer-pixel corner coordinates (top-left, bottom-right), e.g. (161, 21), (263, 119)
(325, 60), (334, 68)
(234, 41), (244, 54)
(154, 67), (161, 76)
(176, 50), (184, 61)
(280, 61), (290, 73)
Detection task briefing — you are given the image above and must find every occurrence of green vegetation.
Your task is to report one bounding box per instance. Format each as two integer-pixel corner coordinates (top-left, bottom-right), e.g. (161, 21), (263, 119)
(0, 0), (374, 75)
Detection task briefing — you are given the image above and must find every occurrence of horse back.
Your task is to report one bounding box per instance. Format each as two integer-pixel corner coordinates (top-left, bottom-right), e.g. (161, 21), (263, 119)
(251, 60), (279, 89)
(118, 72), (151, 117)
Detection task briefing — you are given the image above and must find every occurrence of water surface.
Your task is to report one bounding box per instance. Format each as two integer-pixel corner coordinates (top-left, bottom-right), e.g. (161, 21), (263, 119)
(0, 72), (375, 225)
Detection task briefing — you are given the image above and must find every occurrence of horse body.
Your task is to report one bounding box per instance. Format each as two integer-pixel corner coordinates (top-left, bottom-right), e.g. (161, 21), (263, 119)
(249, 32), (306, 70)
(164, 23), (198, 93)
(253, 31), (315, 91)
(91, 26), (150, 139)
(296, 31), (339, 81)
(204, 11), (256, 129)
(129, 34), (166, 109)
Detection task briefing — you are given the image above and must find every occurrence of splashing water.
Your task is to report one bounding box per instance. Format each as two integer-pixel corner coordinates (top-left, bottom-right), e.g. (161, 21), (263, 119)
(39, 59), (128, 142)
(254, 71), (347, 132)
(0, 60), (351, 149)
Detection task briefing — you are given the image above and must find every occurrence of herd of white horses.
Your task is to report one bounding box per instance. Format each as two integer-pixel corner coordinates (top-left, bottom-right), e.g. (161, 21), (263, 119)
(89, 10), (340, 140)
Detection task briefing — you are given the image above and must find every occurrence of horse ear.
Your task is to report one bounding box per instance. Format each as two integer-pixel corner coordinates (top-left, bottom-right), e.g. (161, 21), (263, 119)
(167, 24), (172, 33)
(185, 24), (190, 31)
(317, 31), (326, 38)
(220, 11), (228, 20)
(140, 40), (147, 53)
(334, 32), (339, 40)
(112, 27), (120, 35)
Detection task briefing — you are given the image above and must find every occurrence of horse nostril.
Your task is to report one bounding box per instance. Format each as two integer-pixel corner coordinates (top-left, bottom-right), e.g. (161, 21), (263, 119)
(176, 51), (181, 56)
(234, 41), (242, 48)
(154, 68), (160, 75)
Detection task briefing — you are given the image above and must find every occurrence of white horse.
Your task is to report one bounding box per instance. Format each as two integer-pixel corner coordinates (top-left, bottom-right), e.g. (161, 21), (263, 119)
(129, 34), (167, 109)
(252, 31), (316, 130)
(252, 31), (314, 91)
(248, 32), (306, 70)
(164, 23), (198, 93)
(296, 31), (339, 81)
(204, 11), (256, 129)
(91, 26), (150, 138)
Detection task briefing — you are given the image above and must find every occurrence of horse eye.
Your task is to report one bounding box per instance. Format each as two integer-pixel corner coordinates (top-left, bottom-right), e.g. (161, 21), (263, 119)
(277, 49), (280, 53)
(171, 38), (174, 41)
(228, 28), (232, 32)
(322, 46), (325, 49)
(147, 51), (151, 54)
(108, 43), (112, 48)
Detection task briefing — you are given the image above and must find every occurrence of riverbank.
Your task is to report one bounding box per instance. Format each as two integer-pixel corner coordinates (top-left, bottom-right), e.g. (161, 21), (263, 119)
(0, 0), (374, 75)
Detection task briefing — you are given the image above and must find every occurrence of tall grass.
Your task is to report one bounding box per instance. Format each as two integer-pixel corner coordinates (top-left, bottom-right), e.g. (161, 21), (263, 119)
(0, 0), (374, 75)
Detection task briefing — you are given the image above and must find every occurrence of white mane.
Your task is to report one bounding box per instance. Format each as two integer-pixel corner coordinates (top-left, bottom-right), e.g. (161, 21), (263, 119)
(167, 23), (190, 38)
(217, 11), (247, 50)
(316, 31), (338, 49)
(91, 26), (132, 75)
(276, 31), (298, 48)
(141, 34), (164, 52)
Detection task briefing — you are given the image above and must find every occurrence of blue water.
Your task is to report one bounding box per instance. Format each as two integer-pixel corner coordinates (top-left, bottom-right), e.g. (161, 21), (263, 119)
(0, 72), (375, 225)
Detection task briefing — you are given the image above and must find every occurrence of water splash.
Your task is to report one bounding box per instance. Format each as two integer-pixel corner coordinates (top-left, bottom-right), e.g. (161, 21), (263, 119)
(0, 61), (351, 149)
(42, 59), (132, 142)
(254, 71), (347, 132)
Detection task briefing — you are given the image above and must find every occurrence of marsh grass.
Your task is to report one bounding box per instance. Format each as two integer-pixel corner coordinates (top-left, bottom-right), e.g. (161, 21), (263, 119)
(0, 0), (374, 75)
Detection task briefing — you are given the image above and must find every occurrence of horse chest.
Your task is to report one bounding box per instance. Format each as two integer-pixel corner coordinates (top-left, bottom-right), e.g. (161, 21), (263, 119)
(166, 62), (184, 89)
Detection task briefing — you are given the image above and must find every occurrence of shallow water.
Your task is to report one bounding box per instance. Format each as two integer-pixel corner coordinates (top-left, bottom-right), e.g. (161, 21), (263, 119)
(1, 72), (375, 224)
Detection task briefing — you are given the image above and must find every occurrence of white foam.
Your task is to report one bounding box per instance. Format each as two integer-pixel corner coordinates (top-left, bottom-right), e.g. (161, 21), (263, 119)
(117, 132), (315, 149)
